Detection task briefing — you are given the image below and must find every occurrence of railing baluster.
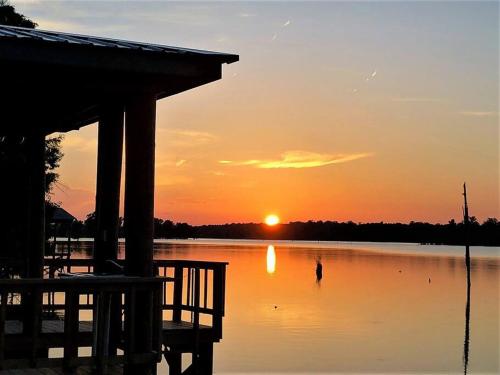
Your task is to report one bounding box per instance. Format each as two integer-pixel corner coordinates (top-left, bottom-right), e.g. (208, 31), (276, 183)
(152, 284), (163, 361)
(212, 266), (224, 339)
(192, 267), (201, 370)
(30, 286), (42, 368)
(203, 268), (208, 309)
(186, 267), (191, 309)
(64, 289), (79, 371)
(172, 266), (183, 322)
(95, 291), (111, 374)
(126, 286), (137, 360)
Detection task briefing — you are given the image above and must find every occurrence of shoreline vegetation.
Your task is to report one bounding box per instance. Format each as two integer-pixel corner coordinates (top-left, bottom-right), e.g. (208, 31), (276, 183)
(61, 214), (499, 246)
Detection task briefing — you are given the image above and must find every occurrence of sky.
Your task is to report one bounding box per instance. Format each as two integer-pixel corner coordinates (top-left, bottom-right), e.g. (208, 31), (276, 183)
(14, 1), (499, 225)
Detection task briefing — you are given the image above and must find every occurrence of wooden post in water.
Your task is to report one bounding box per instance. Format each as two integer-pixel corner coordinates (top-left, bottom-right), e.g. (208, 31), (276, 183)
(462, 182), (471, 374)
(463, 183), (471, 288)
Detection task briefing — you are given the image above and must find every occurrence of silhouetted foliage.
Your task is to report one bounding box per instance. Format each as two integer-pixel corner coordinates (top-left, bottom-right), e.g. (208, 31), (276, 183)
(70, 215), (499, 246)
(83, 212), (97, 238)
(191, 219), (499, 245)
(0, 0), (37, 28)
(0, 1), (63, 196)
(45, 136), (64, 194)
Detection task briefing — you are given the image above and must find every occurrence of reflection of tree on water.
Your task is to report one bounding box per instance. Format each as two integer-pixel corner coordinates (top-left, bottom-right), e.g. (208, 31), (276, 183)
(462, 184), (471, 375)
(463, 260), (470, 375)
(316, 256), (323, 284)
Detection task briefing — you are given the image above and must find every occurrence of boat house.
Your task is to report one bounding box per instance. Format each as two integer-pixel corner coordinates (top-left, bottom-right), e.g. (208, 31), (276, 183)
(0, 25), (238, 374)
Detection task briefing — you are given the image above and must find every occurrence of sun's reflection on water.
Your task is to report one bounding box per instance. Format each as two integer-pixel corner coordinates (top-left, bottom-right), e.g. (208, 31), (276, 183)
(266, 245), (276, 274)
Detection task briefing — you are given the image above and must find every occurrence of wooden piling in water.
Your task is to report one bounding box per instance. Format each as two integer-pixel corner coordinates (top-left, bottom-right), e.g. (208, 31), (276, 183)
(462, 182), (471, 374)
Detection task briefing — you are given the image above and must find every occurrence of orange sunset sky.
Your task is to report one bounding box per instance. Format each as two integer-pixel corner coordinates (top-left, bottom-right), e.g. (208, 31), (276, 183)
(16, 1), (499, 225)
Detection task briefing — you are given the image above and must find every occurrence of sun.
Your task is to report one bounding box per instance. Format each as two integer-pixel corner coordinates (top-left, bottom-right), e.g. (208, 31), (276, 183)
(264, 214), (280, 226)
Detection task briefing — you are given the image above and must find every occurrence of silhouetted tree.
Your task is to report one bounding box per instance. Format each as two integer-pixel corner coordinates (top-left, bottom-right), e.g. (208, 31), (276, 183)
(45, 136), (64, 194)
(71, 213), (500, 245)
(0, 0), (64, 196)
(0, 0), (37, 28)
(84, 212), (97, 238)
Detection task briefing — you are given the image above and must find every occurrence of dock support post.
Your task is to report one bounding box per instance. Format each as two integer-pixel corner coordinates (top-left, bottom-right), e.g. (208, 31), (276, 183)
(94, 104), (124, 273)
(23, 133), (45, 339)
(124, 93), (156, 374)
(94, 104), (124, 356)
(27, 133), (45, 279)
(199, 343), (214, 375)
(166, 351), (182, 375)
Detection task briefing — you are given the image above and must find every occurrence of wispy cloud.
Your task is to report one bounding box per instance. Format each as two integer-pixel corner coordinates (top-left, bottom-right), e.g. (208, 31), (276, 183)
(391, 97), (440, 103)
(365, 70), (377, 81)
(160, 129), (218, 147)
(271, 18), (292, 42)
(156, 175), (192, 187)
(34, 19), (84, 32)
(238, 12), (256, 18)
(34, 17), (131, 35)
(350, 70), (377, 93)
(175, 159), (187, 167)
(458, 111), (497, 117)
(210, 171), (226, 176)
(62, 137), (96, 153)
(219, 151), (373, 169)
(11, 0), (42, 4)
(155, 155), (189, 168)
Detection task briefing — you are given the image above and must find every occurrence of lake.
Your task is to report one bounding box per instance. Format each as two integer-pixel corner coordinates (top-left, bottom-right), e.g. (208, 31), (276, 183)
(75, 239), (499, 373)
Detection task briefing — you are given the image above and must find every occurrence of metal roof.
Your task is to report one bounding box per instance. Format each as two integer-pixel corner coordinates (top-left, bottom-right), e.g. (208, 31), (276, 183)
(0, 24), (238, 64)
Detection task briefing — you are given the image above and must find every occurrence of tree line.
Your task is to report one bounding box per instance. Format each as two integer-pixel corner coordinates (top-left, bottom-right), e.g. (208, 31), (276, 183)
(61, 214), (499, 246)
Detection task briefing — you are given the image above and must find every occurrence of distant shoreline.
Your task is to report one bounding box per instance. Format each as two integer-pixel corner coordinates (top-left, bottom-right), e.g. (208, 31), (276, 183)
(63, 237), (500, 248)
(61, 237), (500, 258)
(60, 218), (500, 247)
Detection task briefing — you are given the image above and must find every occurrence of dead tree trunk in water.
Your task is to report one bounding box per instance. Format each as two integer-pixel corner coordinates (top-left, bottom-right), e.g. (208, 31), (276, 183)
(462, 183), (471, 374)
(463, 183), (471, 288)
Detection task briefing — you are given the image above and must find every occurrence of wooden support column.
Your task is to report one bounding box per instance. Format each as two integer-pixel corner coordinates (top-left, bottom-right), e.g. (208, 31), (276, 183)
(94, 105), (124, 357)
(27, 133), (45, 279)
(124, 93), (156, 375)
(94, 104), (124, 274)
(23, 133), (45, 338)
(124, 94), (155, 277)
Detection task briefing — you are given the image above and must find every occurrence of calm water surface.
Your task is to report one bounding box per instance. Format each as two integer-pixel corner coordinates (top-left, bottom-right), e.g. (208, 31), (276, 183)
(78, 240), (499, 373)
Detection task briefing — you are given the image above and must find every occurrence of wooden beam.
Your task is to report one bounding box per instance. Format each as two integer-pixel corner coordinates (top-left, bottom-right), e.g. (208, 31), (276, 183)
(94, 104), (124, 274)
(26, 133), (45, 278)
(124, 93), (156, 375)
(124, 94), (155, 277)
(22, 134), (45, 339)
(0, 61), (224, 135)
(94, 105), (124, 358)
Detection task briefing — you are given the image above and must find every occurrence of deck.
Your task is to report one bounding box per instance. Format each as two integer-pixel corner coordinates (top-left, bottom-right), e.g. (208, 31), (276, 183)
(4, 320), (214, 348)
(0, 260), (228, 375)
(0, 364), (124, 374)
(4, 320), (92, 335)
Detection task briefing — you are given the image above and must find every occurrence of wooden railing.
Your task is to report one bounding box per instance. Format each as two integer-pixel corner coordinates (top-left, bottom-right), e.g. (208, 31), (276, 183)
(0, 276), (165, 372)
(155, 260), (227, 340)
(43, 259), (228, 340)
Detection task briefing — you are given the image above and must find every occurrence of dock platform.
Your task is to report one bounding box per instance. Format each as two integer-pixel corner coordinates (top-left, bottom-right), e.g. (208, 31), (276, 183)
(0, 260), (227, 375)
